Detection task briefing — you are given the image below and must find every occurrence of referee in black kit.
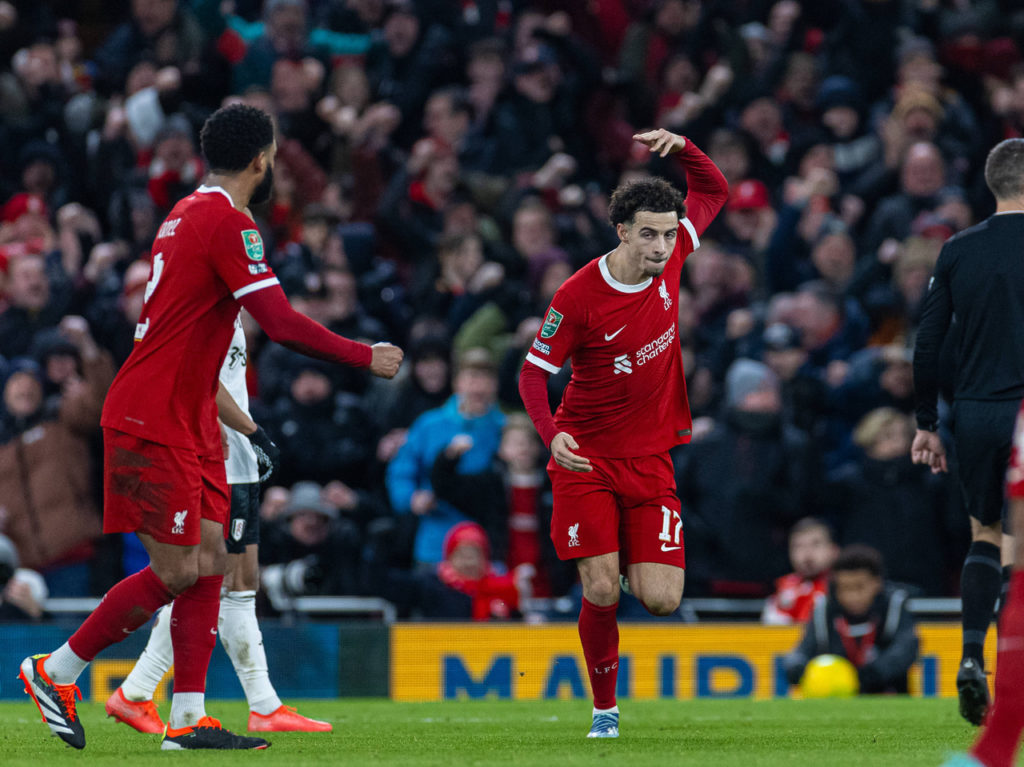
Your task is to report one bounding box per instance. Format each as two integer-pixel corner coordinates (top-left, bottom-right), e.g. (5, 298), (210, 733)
(912, 138), (1024, 726)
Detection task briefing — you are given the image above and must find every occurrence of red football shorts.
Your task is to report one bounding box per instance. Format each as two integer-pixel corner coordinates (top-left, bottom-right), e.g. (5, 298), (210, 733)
(103, 428), (229, 545)
(548, 452), (685, 568)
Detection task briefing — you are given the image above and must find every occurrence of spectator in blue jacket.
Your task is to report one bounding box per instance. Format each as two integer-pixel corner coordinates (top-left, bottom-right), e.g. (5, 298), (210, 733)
(385, 347), (505, 566)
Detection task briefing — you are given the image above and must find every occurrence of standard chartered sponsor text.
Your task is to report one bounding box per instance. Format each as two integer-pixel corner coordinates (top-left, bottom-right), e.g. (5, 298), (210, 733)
(635, 324), (676, 366)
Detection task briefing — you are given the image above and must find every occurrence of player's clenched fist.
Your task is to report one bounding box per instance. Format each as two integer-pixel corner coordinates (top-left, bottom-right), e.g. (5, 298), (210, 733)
(369, 342), (404, 378)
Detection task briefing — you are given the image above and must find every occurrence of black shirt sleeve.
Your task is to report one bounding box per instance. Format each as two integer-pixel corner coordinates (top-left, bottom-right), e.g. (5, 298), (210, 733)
(913, 244), (954, 431)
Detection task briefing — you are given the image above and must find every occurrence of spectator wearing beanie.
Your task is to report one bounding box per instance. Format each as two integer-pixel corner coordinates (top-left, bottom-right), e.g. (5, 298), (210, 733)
(673, 359), (816, 596)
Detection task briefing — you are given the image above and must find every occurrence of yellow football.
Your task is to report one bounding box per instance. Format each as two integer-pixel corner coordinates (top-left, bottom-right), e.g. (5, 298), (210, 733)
(800, 654), (859, 698)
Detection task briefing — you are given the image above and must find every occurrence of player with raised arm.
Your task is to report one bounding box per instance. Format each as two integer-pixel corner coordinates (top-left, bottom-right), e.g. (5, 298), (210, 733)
(518, 128), (728, 738)
(105, 314), (332, 734)
(18, 104), (402, 751)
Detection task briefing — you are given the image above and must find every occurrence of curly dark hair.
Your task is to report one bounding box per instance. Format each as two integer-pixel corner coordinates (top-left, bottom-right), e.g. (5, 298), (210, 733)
(833, 544), (884, 579)
(608, 178), (686, 227)
(199, 104), (275, 173)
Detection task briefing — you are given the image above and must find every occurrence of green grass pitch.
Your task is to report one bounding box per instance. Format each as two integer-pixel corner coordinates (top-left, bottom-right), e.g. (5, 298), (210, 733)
(0, 697), (986, 766)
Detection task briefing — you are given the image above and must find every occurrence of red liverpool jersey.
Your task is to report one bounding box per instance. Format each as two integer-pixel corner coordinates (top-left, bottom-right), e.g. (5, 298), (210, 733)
(1010, 401), (1024, 500)
(101, 185), (280, 457)
(524, 219), (699, 458)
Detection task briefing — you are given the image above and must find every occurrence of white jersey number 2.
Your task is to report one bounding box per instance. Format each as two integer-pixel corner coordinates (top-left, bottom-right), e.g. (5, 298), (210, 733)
(134, 252), (164, 341)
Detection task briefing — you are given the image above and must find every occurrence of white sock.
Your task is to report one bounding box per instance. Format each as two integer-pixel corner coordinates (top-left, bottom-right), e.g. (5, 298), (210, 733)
(43, 643), (89, 685)
(169, 692), (205, 729)
(121, 604), (174, 701)
(219, 590), (281, 715)
(593, 705), (619, 715)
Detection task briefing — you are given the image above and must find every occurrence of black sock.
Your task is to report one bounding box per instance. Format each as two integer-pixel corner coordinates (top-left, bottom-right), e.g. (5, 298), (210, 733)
(961, 540), (1002, 665)
(997, 565), (1013, 624)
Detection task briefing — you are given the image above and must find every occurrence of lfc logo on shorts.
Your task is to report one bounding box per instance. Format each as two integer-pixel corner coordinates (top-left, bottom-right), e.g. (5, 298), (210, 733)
(172, 509), (188, 535)
(231, 518), (246, 542)
(568, 523), (580, 547)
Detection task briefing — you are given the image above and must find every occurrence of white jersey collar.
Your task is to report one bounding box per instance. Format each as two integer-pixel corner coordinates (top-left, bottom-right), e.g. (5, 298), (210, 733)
(598, 253), (652, 294)
(196, 184), (236, 207)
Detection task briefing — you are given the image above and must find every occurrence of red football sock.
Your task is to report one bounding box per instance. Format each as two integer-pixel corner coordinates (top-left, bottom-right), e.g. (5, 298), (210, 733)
(67, 566), (173, 661)
(170, 575), (223, 694)
(973, 571), (1024, 767)
(579, 597), (619, 709)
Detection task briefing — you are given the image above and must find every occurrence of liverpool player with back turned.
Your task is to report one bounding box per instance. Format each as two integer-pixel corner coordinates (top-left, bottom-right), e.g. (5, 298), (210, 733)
(518, 128), (727, 738)
(18, 104), (402, 751)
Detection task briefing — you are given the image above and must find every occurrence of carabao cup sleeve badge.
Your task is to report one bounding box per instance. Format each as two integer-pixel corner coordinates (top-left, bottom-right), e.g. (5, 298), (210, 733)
(540, 308), (563, 339)
(242, 229), (265, 261)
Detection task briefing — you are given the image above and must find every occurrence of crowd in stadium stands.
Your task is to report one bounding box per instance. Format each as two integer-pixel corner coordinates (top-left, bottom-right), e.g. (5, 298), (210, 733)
(4, 0), (1022, 618)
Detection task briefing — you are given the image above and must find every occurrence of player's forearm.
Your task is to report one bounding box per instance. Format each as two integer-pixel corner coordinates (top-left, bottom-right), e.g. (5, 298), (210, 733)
(677, 141), (729, 233)
(239, 285), (372, 368)
(518, 362), (559, 448)
(216, 381), (257, 435)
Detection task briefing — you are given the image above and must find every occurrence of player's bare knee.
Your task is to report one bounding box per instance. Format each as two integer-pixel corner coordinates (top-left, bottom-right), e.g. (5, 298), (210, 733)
(642, 593), (681, 616)
(199, 539), (228, 577)
(584, 577), (620, 606)
(157, 563), (200, 595)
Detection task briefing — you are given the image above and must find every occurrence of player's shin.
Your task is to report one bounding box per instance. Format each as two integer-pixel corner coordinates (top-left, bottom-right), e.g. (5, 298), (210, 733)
(578, 597), (620, 709)
(55, 566), (174, 681)
(169, 574), (223, 728)
(121, 603), (174, 700)
(219, 590), (281, 715)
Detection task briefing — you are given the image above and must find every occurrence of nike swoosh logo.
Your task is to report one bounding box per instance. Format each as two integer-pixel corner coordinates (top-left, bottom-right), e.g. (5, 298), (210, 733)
(604, 326), (626, 341)
(660, 544), (682, 552)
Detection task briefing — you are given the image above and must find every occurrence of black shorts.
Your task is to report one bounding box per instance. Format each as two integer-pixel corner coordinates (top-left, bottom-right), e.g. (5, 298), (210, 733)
(226, 482), (261, 554)
(952, 399), (1021, 526)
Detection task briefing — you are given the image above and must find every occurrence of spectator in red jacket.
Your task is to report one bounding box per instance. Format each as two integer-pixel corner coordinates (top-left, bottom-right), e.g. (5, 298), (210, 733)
(762, 517), (838, 625)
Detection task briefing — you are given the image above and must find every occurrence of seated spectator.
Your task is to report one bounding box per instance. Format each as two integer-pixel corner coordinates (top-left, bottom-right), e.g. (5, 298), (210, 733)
(368, 332), (452, 466)
(376, 137), (461, 258)
(783, 545), (919, 694)
(429, 520), (524, 620)
(0, 251), (71, 359)
(262, 356), (374, 488)
(370, 520), (527, 620)
(260, 481), (363, 608)
(720, 178), (777, 260)
(824, 408), (954, 596)
(411, 231), (505, 334)
(862, 141), (959, 259)
(761, 322), (824, 437)
(364, 0), (456, 146)
(793, 280), (869, 372)
(144, 115), (204, 215)
(91, 0), (207, 97)
(87, 257), (150, 366)
(429, 412), (575, 598)
(0, 316), (114, 596)
(674, 359), (817, 595)
(385, 347), (505, 566)
(816, 75), (881, 199)
(0, 532), (46, 621)
(763, 518), (839, 625)
(224, 0), (370, 94)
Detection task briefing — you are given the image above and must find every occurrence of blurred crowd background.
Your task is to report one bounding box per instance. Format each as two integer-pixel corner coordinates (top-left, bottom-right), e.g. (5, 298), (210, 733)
(0, 0), (1017, 621)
